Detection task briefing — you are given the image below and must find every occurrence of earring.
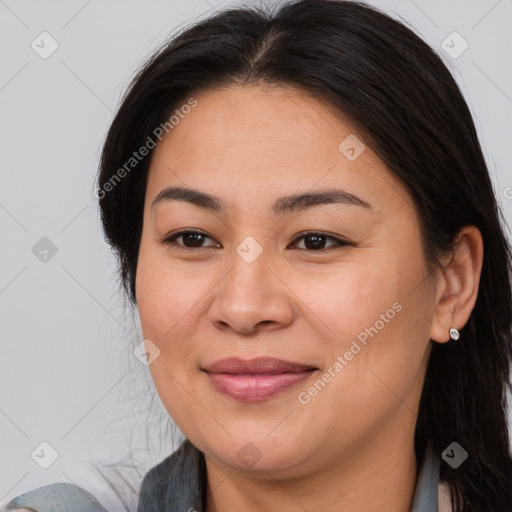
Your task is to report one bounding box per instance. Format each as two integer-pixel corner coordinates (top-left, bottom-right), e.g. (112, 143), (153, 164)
(449, 327), (460, 341)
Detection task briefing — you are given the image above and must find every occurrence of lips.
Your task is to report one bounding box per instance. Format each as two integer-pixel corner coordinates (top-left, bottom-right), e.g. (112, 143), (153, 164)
(202, 357), (317, 374)
(202, 357), (318, 402)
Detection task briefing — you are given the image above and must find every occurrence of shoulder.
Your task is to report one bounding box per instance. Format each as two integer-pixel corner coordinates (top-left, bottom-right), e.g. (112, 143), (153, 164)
(137, 456), (175, 510)
(137, 439), (206, 512)
(2, 482), (109, 512)
(137, 440), (196, 506)
(141, 439), (204, 484)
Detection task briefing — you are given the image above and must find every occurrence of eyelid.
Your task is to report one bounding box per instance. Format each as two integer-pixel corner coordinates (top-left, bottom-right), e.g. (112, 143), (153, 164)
(160, 229), (219, 249)
(290, 230), (350, 249)
(160, 229), (351, 251)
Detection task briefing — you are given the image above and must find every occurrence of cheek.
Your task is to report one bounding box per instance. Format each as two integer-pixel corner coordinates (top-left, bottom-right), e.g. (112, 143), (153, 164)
(298, 249), (430, 398)
(135, 246), (205, 423)
(135, 242), (205, 342)
(293, 261), (404, 349)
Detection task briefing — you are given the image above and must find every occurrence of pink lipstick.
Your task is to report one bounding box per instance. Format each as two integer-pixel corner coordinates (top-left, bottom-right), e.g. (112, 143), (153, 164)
(202, 357), (318, 402)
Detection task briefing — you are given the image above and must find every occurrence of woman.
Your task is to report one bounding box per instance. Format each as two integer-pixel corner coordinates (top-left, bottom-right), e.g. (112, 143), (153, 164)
(5, 0), (512, 511)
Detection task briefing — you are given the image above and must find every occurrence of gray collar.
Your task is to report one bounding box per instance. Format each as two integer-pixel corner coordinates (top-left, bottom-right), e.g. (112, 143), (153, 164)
(137, 440), (440, 512)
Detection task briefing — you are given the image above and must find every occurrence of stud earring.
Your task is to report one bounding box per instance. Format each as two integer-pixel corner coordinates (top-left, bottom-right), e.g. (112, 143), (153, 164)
(449, 327), (460, 341)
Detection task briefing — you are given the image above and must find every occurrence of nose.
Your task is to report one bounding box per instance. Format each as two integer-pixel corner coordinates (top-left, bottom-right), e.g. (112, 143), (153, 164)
(207, 247), (295, 335)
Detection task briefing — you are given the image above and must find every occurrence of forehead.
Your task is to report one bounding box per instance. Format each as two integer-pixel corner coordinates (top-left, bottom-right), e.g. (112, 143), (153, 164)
(154, 84), (352, 158)
(145, 84), (411, 217)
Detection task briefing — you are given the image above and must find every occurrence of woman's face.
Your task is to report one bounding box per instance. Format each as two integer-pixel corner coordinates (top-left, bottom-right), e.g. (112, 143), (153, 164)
(136, 84), (438, 476)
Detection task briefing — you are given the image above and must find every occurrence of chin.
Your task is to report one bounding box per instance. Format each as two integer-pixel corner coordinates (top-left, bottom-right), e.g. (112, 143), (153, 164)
(202, 434), (310, 474)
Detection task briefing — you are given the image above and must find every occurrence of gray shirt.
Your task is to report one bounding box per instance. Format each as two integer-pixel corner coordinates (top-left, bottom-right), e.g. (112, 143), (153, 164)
(136, 440), (440, 511)
(5, 440), (440, 511)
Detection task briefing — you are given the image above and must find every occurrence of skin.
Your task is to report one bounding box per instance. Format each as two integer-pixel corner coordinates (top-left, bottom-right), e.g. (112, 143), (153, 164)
(135, 84), (483, 512)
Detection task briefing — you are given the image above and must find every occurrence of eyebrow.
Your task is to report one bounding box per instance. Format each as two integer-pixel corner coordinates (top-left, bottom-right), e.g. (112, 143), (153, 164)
(151, 186), (372, 215)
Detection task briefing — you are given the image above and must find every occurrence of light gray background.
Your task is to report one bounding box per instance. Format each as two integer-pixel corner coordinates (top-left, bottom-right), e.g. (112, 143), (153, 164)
(1, 0), (511, 511)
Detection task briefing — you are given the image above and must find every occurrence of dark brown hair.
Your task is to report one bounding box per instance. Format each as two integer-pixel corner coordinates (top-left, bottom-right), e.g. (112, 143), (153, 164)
(97, 1), (512, 509)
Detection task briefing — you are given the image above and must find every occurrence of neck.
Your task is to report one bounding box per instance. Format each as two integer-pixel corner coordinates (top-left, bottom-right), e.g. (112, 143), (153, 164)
(204, 411), (419, 512)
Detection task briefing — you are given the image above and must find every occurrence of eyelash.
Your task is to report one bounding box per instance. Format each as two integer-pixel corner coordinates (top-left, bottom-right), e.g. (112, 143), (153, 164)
(160, 229), (351, 252)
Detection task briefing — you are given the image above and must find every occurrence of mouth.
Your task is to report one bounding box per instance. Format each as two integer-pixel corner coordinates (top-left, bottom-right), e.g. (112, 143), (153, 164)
(201, 357), (319, 402)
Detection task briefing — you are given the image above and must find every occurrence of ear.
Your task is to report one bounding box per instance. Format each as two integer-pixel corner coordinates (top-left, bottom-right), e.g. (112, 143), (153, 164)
(429, 226), (484, 343)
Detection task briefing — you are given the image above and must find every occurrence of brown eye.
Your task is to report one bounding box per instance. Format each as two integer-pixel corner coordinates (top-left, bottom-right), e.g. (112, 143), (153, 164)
(290, 232), (350, 251)
(161, 230), (220, 249)
(161, 230), (350, 252)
